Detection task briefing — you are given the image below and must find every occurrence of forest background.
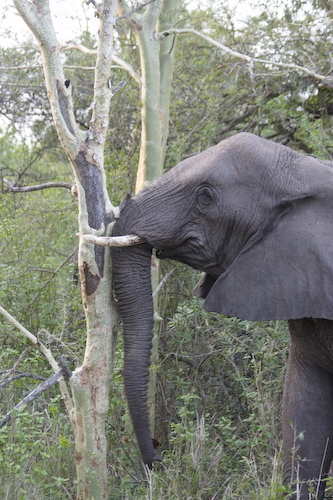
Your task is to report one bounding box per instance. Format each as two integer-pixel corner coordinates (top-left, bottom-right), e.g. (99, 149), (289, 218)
(0, 0), (333, 499)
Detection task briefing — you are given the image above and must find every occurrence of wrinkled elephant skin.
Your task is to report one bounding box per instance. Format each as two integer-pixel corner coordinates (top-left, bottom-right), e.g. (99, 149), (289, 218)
(112, 132), (333, 499)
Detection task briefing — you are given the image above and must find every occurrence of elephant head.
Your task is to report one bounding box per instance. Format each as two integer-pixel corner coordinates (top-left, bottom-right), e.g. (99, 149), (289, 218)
(111, 132), (333, 469)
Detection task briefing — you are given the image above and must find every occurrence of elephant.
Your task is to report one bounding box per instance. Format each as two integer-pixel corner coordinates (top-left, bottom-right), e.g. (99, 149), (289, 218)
(111, 132), (333, 499)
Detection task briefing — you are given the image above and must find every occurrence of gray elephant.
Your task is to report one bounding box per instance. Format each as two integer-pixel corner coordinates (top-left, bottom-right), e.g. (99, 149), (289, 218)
(111, 132), (333, 499)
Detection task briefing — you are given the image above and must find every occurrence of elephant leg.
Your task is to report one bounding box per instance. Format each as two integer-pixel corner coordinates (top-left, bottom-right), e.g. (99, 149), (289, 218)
(282, 319), (333, 500)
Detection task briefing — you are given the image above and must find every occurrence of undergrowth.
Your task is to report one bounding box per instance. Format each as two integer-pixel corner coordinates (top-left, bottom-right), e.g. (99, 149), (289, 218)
(2, 263), (330, 499)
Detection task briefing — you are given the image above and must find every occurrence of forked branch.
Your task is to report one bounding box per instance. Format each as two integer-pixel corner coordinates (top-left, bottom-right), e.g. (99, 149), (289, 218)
(0, 356), (72, 429)
(63, 42), (141, 83)
(0, 305), (74, 421)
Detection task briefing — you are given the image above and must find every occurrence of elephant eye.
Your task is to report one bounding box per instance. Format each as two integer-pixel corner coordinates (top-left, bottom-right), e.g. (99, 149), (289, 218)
(197, 187), (214, 208)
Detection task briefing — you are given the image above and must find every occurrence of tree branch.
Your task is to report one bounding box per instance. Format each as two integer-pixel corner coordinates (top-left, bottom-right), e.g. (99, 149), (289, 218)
(158, 28), (333, 86)
(0, 305), (74, 421)
(117, 0), (142, 29)
(63, 42), (141, 83)
(0, 65), (94, 71)
(116, 0), (157, 21)
(0, 371), (46, 389)
(0, 65), (42, 70)
(83, 234), (145, 246)
(64, 65), (95, 71)
(152, 270), (174, 298)
(3, 178), (73, 192)
(112, 55), (141, 84)
(63, 42), (97, 55)
(0, 360), (72, 428)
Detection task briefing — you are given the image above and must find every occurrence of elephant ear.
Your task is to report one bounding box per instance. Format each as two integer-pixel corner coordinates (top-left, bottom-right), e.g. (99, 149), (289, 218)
(200, 156), (333, 321)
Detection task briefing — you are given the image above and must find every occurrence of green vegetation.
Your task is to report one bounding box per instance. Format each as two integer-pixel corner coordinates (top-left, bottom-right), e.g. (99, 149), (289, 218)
(1, 0), (333, 498)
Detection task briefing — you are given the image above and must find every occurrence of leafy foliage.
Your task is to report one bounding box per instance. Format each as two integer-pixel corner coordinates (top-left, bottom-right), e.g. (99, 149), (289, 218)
(0, 405), (75, 499)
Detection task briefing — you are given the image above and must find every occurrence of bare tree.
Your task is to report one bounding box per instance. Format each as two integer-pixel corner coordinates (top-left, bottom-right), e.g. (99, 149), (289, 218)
(10, 1), (118, 498)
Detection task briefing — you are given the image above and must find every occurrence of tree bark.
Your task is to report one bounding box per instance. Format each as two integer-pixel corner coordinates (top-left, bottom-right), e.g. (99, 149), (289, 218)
(13, 1), (118, 498)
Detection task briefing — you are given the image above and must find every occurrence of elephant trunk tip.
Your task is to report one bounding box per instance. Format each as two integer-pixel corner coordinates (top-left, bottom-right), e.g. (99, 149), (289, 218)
(143, 447), (163, 469)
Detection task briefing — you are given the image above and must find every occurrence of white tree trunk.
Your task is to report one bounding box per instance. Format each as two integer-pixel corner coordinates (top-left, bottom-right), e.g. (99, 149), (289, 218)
(13, 1), (118, 498)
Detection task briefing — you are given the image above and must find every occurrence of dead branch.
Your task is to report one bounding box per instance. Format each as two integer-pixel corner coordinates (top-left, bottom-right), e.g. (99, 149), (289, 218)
(152, 270), (174, 298)
(158, 28), (333, 87)
(37, 329), (81, 363)
(3, 178), (73, 192)
(0, 371), (46, 389)
(83, 234), (145, 247)
(20, 247), (78, 316)
(0, 305), (74, 419)
(0, 347), (32, 385)
(63, 42), (141, 83)
(0, 358), (72, 428)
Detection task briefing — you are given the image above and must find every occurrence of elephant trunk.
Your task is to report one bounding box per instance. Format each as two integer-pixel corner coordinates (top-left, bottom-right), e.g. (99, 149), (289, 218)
(112, 241), (161, 467)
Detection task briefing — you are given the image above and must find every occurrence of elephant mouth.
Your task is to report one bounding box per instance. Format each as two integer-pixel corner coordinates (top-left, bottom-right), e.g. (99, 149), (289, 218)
(155, 245), (204, 270)
(139, 231), (209, 270)
(156, 241), (224, 276)
(155, 249), (169, 259)
(155, 246), (187, 261)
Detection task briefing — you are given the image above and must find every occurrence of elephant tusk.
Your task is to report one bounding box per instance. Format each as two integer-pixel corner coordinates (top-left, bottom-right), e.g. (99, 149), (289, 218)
(83, 234), (146, 247)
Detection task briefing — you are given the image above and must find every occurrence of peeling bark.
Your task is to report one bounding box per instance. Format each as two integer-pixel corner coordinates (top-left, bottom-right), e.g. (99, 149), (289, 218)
(83, 263), (101, 296)
(75, 152), (106, 276)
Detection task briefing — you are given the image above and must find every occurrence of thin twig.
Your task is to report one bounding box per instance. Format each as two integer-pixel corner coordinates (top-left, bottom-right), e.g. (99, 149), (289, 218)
(116, 0), (157, 21)
(37, 329), (81, 363)
(0, 347), (32, 385)
(152, 270), (174, 298)
(20, 246), (78, 316)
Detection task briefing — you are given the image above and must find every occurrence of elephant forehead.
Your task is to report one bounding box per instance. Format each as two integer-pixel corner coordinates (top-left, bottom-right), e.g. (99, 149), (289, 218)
(177, 150), (237, 185)
(172, 135), (280, 188)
